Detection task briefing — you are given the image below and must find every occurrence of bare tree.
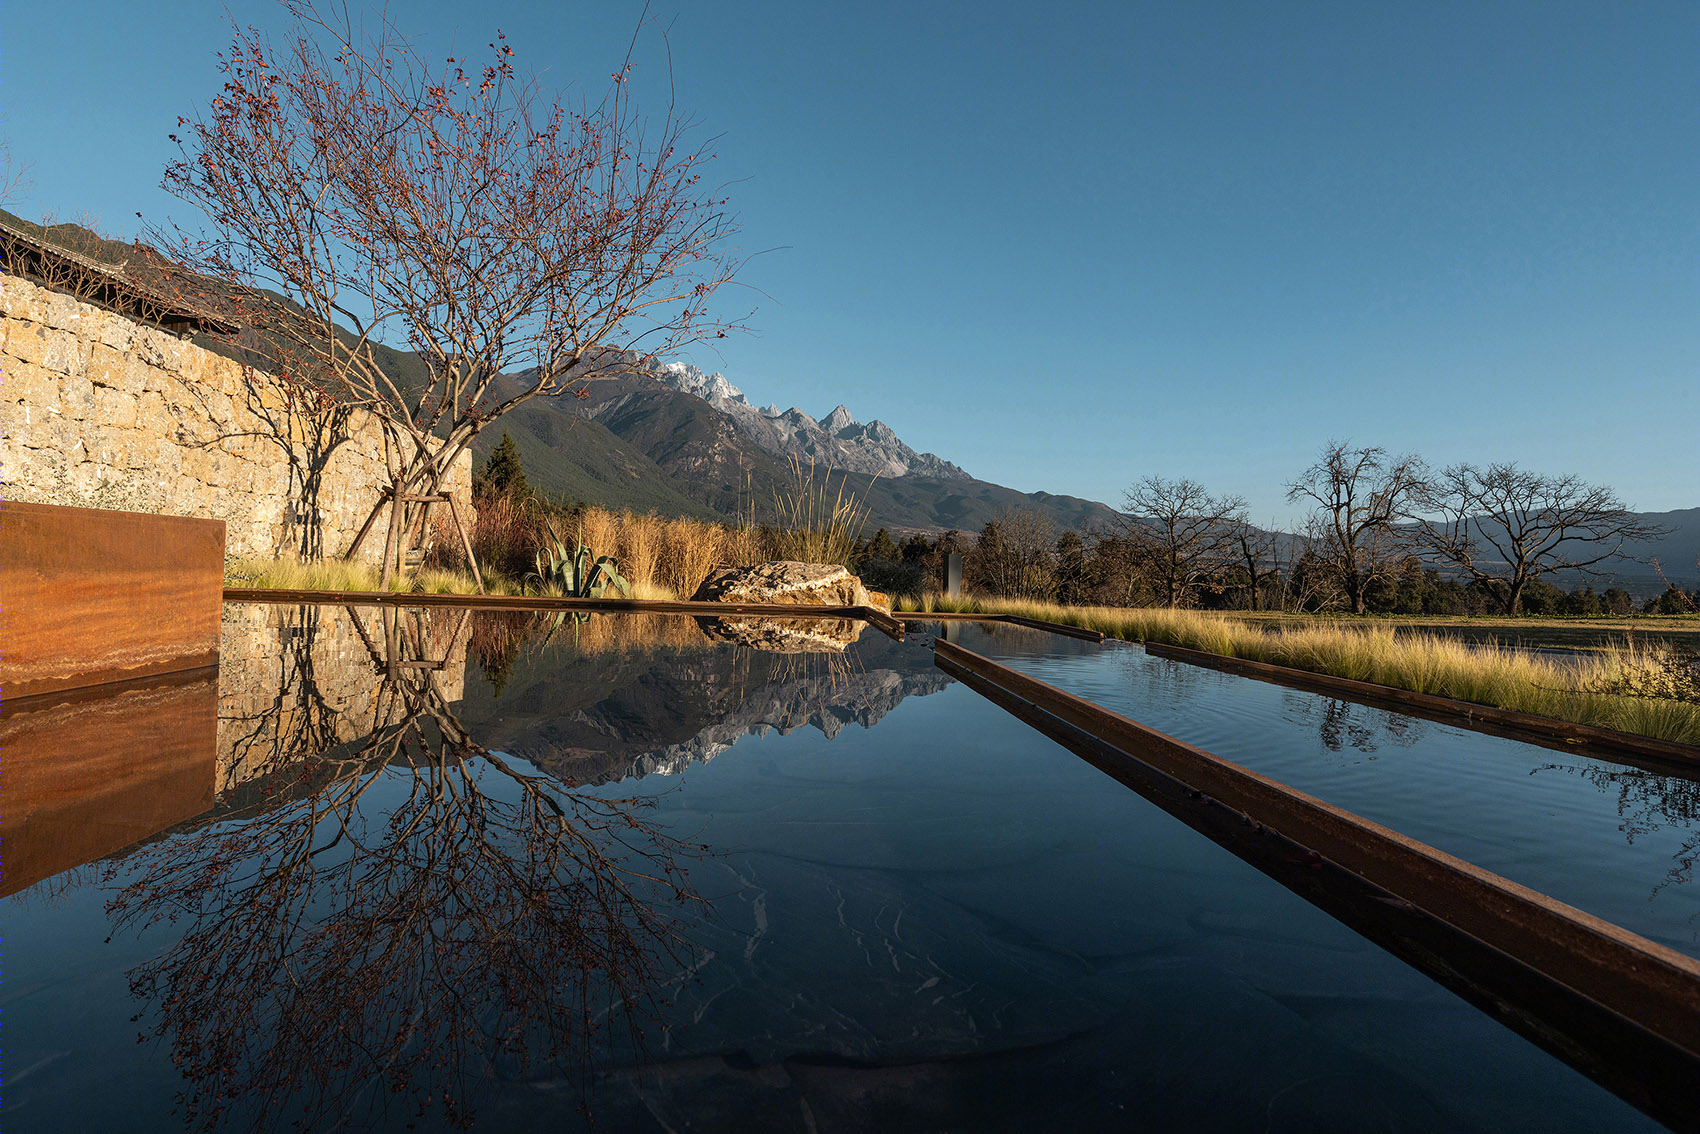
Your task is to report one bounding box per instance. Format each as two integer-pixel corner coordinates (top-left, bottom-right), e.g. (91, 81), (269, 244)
(0, 140), (29, 208)
(966, 508), (1057, 600)
(158, 3), (742, 586)
(1121, 477), (1246, 608)
(1412, 463), (1668, 615)
(1286, 441), (1426, 615)
(1227, 518), (1280, 611)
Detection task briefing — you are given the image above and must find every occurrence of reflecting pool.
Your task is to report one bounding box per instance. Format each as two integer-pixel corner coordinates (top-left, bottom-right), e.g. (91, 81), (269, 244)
(2, 604), (1685, 1131)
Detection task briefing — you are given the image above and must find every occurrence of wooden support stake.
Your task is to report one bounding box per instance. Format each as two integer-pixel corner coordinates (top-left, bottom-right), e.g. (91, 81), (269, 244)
(378, 489), (402, 591)
(342, 490), (391, 562)
(443, 494), (485, 594)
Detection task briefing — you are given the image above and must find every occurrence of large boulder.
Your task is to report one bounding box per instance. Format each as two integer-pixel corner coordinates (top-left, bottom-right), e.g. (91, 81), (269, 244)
(691, 561), (890, 614)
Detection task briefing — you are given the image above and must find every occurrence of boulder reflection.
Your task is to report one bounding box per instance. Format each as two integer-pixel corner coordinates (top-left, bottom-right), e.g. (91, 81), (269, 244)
(108, 606), (708, 1131)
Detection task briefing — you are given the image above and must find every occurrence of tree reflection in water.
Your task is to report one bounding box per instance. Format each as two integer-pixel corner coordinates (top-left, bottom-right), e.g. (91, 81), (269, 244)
(106, 606), (709, 1131)
(1536, 760), (1700, 912)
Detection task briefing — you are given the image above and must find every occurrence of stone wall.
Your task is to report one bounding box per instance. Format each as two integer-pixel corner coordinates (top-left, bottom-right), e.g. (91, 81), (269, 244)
(0, 273), (471, 565)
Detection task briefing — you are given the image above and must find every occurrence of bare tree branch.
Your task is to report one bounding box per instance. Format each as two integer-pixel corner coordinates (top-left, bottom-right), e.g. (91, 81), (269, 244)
(1411, 463), (1669, 615)
(154, 3), (745, 586)
(1286, 441), (1426, 615)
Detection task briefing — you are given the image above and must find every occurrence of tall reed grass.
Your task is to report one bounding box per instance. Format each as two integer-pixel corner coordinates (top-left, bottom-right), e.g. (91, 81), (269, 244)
(901, 593), (1700, 747)
(768, 456), (873, 567)
(244, 457), (875, 601)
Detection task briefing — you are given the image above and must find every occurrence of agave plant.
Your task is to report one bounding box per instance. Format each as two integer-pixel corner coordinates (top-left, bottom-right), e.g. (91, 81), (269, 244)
(523, 518), (631, 598)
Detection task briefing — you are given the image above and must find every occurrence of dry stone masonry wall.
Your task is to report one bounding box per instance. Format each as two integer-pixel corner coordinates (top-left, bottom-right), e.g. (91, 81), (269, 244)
(0, 273), (470, 564)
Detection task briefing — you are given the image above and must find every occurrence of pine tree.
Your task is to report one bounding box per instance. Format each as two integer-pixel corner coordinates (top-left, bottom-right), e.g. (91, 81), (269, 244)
(477, 432), (530, 501)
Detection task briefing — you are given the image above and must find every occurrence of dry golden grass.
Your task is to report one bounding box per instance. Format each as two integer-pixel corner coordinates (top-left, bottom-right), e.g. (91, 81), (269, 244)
(565, 506), (781, 599)
(900, 593), (1700, 747)
(657, 516), (720, 597)
(724, 522), (768, 570)
(616, 512), (659, 594)
(575, 507), (621, 570)
(225, 556), (523, 595)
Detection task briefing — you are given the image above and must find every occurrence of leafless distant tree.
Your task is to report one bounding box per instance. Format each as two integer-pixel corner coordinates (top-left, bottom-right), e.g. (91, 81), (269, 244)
(1287, 441), (1427, 615)
(1411, 463), (1668, 615)
(157, 3), (742, 586)
(966, 508), (1058, 600)
(1227, 518), (1281, 611)
(1121, 477), (1246, 608)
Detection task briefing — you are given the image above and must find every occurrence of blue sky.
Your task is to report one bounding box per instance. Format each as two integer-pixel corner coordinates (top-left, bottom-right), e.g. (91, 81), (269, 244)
(4, 1), (1695, 525)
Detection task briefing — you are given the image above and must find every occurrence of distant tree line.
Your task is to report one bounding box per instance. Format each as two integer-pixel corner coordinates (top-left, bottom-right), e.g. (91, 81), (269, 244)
(478, 430), (1690, 616)
(851, 441), (1688, 617)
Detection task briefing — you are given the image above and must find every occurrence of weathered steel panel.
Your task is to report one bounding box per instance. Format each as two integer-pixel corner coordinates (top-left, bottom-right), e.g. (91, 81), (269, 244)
(2, 500), (225, 696)
(0, 669), (217, 897)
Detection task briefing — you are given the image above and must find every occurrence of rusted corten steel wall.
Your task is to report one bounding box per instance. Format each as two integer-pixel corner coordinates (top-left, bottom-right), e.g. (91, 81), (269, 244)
(0, 273), (471, 566)
(0, 500), (224, 697)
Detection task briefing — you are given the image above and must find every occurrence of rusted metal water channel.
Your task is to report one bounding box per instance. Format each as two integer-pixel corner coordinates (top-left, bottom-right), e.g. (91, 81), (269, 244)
(932, 637), (1700, 1132)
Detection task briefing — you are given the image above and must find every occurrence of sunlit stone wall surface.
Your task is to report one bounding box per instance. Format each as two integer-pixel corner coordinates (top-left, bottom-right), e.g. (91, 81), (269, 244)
(215, 604), (468, 793)
(0, 273), (471, 564)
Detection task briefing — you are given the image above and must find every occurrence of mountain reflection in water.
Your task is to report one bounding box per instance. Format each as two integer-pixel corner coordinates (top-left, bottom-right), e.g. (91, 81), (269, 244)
(45, 604), (954, 1131)
(457, 610), (951, 785)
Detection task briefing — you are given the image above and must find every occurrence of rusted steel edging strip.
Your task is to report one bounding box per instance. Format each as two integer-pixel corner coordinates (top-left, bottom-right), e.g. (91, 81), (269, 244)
(222, 588), (905, 641)
(934, 637), (1700, 1129)
(890, 610), (1105, 641)
(1145, 640), (1699, 768)
(998, 615), (1105, 641)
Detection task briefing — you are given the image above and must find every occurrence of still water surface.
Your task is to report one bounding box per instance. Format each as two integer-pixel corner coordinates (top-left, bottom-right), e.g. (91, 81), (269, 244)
(4, 604), (1691, 1131)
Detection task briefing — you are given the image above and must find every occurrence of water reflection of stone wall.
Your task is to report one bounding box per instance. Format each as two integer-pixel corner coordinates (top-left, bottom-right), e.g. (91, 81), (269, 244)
(217, 604), (467, 792)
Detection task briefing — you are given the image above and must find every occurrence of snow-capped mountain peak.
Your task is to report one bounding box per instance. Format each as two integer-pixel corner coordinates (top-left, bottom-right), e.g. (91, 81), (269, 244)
(652, 363), (969, 480)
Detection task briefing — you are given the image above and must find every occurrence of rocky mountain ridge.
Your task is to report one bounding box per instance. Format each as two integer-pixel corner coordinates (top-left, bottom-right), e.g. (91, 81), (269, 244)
(650, 362), (970, 481)
(483, 362), (1126, 535)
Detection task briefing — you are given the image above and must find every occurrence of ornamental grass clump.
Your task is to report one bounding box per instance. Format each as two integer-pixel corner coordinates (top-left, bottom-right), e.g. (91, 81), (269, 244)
(225, 556), (517, 595)
(770, 456), (873, 568)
